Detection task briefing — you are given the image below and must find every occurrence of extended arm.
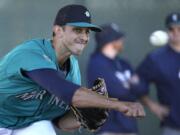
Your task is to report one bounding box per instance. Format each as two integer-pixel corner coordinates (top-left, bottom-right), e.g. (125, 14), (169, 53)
(24, 68), (145, 117)
(141, 95), (169, 120)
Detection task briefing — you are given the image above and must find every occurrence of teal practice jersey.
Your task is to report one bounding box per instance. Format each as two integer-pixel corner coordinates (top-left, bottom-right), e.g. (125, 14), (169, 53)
(0, 39), (81, 129)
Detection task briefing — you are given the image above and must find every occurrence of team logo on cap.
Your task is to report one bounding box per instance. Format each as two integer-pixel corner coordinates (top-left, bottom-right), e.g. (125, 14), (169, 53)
(111, 23), (120, 32)
(85, 11), (90, 17)
(172, 14), (178, 21)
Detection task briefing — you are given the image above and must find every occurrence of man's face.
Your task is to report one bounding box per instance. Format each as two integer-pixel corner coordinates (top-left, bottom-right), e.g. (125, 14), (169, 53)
(168, 24), (180, 45)
(61, 26), (90, 55)
(112, 38), (124, 54)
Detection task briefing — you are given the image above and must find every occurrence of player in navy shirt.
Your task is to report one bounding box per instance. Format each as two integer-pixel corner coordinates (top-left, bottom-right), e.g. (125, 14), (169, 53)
(87, 23), (143, 135)
(137, 12), (180, 135)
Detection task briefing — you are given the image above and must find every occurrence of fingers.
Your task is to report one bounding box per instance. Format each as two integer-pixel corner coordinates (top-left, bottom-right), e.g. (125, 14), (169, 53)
(121, 102), (146, 118)
(162, 107), (170, 116)
(148, 102), (170, 120)
(136, 103), (146, 117)
(156, 105), (169, 120)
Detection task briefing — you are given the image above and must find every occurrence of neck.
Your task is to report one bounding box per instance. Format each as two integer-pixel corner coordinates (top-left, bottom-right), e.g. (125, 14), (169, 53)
(52, 39), (71, 66)
(169, 43), (180, 53)
(101, 45), (117, 59)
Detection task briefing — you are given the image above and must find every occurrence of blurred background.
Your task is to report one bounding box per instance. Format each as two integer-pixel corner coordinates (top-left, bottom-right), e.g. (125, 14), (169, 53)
(0, 0), (180, 135)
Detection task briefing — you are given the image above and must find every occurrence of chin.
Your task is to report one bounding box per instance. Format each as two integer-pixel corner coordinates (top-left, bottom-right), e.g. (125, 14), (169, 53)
(73, 50), (83, 56)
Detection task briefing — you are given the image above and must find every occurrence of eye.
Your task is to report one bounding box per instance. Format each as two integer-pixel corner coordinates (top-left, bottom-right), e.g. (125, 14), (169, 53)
(168, 26), (180, 32)
(168, 27), (173, 31)
(73, 27), (90, 35)
(177, 27), (180, 32)
(73, 28), (82, 34)
(85, 29), (90, 34)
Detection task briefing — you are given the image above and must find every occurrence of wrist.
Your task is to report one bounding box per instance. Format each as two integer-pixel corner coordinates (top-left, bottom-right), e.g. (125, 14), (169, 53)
(107, 98), (121, 111)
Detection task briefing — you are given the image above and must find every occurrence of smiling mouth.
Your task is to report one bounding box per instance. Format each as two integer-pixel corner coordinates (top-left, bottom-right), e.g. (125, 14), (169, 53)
(76, 41), (87, 44)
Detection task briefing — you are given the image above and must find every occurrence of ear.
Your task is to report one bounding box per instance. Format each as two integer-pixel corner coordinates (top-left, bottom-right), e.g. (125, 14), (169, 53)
(52, 25), (64, 38)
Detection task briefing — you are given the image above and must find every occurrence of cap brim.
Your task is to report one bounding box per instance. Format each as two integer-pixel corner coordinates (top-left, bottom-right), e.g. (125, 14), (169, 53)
(66, 22), (102, 32)
(169, 22), (180, 26)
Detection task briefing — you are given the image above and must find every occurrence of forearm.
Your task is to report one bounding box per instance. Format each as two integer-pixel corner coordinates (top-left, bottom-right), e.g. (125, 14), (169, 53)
(141, 95), (161, 113)
(141, 95), (169, 120)
(72, 87), (128, 112)
(141, 95), (155, 108)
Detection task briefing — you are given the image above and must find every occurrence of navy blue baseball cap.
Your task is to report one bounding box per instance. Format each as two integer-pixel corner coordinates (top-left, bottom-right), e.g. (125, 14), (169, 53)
(95, 23), (125, 48)
(54, 4), (101, 32)
(165, 12), (180, 29)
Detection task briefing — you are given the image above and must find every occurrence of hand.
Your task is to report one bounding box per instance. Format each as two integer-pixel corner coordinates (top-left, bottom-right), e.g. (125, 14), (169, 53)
(115, 101), (146, 117)
(149, 102), (169, 121)
(72, 84), (145, 119)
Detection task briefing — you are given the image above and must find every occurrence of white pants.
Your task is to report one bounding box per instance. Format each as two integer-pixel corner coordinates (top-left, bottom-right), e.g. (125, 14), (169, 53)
(0, 120), (57, 135)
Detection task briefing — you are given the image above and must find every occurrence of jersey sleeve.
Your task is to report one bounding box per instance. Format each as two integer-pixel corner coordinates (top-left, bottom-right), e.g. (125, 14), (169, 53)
(24, 69), (80, 104)
(136, 54), (159, 95)
(6, 50), (57, 78)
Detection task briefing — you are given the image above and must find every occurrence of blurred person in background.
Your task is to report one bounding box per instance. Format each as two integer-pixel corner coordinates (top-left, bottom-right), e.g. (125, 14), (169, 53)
(137, 12), (180, 135)
(87, 23), (143, 135)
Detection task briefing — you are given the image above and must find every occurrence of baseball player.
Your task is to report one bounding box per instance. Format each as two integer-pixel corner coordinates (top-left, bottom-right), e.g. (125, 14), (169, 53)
(0, 4), (145, 135)
(87, 23), (141, 135)
(137, 12), (180, 135)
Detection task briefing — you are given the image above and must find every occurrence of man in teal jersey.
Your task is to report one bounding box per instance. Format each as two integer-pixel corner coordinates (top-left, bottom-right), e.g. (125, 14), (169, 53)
(0, 4), (145, 135)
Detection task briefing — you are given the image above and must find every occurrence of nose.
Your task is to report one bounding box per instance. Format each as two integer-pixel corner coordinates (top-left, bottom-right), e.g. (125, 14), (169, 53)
(81, 32), (89, 42)
(174, 28), (180, 35)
